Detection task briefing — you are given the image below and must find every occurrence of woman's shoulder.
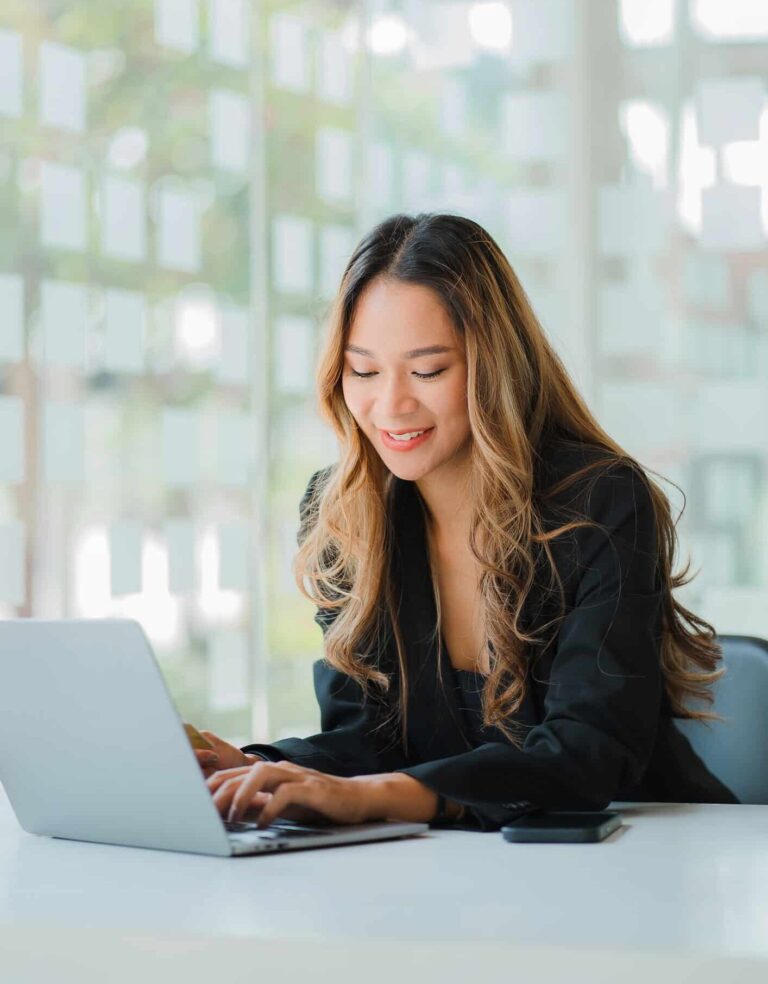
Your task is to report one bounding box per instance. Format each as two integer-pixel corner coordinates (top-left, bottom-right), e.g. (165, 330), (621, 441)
(299, 464), (336, 509)
(534, 433), (654, 527)
(297, 465), (337, 546)
(536, 431), (616, 479)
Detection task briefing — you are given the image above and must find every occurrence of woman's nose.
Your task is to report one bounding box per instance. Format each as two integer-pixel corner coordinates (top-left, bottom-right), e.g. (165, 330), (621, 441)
(378, 375), (419, 416)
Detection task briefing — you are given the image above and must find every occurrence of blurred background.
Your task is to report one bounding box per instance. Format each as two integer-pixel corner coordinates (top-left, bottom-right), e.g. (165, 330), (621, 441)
(0, 0), (767, 745)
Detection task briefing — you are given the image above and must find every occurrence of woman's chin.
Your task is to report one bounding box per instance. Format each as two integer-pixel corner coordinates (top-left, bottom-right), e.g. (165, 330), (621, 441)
(383, 456), (436, 482)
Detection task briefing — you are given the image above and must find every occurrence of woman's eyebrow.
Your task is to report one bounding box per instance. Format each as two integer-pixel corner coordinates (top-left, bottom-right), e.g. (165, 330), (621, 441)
(345, 344), (455, 359)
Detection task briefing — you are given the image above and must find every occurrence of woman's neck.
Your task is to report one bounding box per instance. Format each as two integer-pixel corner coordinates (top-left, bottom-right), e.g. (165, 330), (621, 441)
(415, 455), (473, 544)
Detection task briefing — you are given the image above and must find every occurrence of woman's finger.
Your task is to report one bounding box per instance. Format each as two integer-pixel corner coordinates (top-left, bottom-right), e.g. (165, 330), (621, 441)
(221, 761), (303, 796)
(212, 774), (251, 814)
(225, 762), (315, 820)
(227, 769), (303, 820)
(207, 761), (324, 819)
(212, 771), (282, 817)
(207, 772), (271, 819)
(206, 766), (251, 793)
(226, 766), (296, 821)
(256, 779), (328, 829)
(207, 761), (302, 793)
(227, 791), (271, 819)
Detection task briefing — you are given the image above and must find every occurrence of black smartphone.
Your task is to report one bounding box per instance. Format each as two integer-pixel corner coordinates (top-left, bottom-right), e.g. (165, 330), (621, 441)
(501, 811), (622, 843)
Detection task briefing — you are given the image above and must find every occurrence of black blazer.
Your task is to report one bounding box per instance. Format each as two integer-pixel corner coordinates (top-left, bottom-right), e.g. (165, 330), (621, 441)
(244, 436), (737, 829)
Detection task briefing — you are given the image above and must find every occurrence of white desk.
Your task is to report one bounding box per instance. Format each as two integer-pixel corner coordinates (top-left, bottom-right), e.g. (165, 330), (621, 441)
(1, 788), (767, 983)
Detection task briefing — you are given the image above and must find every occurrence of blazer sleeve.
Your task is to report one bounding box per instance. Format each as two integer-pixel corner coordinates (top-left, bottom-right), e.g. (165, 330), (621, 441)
(397, 464), (665, 830)
(241, 468), (408, 775)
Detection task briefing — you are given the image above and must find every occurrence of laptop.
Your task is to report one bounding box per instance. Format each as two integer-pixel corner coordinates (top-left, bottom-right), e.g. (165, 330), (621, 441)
(0, 618), (428, 856)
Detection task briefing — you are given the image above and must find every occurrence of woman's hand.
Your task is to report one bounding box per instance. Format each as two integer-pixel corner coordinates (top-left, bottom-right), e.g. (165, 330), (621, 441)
(189, 729), (257, 778)
(207, 761), (376, 826)
(206, 761), (439, 828)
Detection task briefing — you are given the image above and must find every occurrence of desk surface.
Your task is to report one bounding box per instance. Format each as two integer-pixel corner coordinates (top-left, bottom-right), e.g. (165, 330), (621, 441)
(1, 790), (767, 963)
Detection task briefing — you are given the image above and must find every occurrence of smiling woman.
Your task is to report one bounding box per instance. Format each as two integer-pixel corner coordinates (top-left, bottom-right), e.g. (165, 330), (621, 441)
(193, 212), (737, 830)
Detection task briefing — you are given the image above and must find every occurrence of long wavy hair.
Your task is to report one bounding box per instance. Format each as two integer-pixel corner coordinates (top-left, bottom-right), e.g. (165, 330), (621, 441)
(293, 212), (722, 745)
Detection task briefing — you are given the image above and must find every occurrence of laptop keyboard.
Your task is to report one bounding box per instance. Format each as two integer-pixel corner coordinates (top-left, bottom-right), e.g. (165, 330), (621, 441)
(225, 819), (333, 839)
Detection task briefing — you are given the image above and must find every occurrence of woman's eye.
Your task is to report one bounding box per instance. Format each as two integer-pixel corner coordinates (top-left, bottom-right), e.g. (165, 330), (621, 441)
(349, 369), (446, 380)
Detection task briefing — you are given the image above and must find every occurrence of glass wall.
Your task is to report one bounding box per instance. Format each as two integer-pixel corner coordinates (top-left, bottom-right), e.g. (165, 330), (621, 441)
(1, 0), (766, 744)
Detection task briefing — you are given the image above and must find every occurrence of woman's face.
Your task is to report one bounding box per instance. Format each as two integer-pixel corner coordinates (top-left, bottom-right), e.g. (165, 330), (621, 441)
(342, 278), (472, 483)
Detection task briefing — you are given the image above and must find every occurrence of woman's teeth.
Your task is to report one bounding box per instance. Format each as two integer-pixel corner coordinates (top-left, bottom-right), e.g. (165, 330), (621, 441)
(388, 431), (425, 441)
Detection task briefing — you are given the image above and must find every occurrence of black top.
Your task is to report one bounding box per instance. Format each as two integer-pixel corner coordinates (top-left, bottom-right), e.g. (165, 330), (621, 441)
(453, 669), (507, 746)
(244, 435), (737, 829)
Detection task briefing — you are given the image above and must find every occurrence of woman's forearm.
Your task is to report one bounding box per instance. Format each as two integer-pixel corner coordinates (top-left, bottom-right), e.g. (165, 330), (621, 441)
(355, 772), (463, 823)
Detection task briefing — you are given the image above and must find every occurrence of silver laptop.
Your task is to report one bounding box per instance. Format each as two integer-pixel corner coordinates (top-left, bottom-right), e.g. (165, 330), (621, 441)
(0, 618), (428, 856)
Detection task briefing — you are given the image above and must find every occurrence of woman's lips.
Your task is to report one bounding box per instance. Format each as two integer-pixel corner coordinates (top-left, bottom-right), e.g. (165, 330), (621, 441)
(379, 427), (435, 451)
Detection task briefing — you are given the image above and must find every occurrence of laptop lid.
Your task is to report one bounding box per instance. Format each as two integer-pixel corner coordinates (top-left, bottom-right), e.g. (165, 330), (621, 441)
(0, 618), (232, 856)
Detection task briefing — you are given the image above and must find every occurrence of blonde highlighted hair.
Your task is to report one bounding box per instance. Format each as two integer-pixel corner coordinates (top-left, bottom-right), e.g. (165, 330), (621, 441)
(293, 213), (722, 745)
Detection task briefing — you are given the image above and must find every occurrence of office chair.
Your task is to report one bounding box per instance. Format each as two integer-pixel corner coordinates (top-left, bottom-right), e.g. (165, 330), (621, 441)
(676, 634), (768, 805)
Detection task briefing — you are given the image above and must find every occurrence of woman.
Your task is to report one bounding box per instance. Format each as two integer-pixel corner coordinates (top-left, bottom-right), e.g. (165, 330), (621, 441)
(197, 212), (737, 831)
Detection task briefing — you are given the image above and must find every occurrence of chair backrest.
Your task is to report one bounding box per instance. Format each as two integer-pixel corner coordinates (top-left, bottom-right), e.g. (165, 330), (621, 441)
(675, 634), (768, 805)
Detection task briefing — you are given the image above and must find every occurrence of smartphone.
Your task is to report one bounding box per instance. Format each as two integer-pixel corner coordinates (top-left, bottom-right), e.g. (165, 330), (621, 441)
(501, 811), (622, 843)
